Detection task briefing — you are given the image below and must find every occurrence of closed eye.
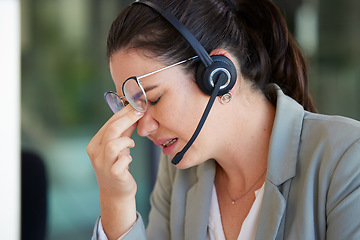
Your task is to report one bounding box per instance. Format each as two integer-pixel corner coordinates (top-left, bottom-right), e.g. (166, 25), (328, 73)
(149, 96), (161, 106)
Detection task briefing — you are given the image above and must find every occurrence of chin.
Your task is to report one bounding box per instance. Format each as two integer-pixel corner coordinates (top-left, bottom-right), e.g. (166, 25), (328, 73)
(173, 160), (192, 169)
(172, 153), (203, 169)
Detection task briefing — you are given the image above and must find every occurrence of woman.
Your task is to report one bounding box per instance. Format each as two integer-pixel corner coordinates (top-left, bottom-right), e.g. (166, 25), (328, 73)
(88, 0), (360, 239)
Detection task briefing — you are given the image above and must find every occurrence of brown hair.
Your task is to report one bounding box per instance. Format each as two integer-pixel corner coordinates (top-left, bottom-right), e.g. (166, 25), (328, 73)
(107, 0), (316, 112)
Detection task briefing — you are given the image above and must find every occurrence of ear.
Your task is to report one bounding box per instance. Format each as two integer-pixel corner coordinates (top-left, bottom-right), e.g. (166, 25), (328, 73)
(209, 48), (237, 64)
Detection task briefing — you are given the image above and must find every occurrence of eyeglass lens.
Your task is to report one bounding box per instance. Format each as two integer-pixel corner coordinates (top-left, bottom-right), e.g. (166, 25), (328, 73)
(122, 78), (148, 112)
(104, 78), (148, 114)
(104, 92), (126, 113)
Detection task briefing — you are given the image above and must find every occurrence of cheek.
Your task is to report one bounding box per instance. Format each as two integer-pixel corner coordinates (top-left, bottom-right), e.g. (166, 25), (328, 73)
(168, 85), (209, 134)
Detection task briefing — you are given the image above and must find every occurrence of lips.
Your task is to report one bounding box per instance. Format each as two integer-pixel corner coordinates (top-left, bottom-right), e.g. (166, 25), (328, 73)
(155, 138), (178, 155)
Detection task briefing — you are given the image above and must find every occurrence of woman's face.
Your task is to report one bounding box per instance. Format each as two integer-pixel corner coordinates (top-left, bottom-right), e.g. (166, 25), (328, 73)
(109, 49), (231, 168)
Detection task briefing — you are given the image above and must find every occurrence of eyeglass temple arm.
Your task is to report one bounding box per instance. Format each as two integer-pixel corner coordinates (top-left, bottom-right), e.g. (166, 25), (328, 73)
(137, 56), (198, 80)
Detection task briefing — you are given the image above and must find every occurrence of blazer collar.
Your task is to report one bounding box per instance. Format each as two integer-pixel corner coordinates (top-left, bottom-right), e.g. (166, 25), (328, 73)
(266, 84), (304, 186)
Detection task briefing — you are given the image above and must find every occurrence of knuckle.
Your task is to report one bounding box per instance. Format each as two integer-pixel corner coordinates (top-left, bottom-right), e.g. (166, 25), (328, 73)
(105, 141), (119, 157)
(86, 144), (94, 158)
(119, 154), (132, 164)
(110, 164), (121, 178)
(111, 155), (131, 177)
(107, 123), (122, 135)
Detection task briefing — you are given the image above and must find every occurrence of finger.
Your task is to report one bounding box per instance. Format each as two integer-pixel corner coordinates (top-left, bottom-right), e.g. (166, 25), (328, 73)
(102, 108), (144, 143)
(91, 105), (143, 146)
(88, 105), (133, 149)
(122, 121), (138, 138)
(95, 105), (135, 141)
(110, 154), (133, 181)
(104, 137), (135, 166)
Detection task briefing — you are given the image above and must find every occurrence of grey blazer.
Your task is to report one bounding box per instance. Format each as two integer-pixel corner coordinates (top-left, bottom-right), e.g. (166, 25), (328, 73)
(92, 85), (360, 240)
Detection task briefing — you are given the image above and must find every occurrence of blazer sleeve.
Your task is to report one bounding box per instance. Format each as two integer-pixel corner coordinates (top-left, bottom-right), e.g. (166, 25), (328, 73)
(326, 139), (360, 239)
(91, 214), (146, 240)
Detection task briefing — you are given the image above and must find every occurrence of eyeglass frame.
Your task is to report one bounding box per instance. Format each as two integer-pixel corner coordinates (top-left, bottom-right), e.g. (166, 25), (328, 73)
(104, 56), (198, 113)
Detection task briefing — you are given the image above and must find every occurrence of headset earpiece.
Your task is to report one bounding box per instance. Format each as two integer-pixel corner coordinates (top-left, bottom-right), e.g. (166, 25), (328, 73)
(196, 55), (237, 96)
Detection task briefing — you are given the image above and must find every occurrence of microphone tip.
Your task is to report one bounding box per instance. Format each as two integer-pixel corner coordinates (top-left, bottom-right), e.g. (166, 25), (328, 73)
(171, 152), (185, 165)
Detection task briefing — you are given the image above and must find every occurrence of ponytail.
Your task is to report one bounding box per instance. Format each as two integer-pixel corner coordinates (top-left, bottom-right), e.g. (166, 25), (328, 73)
(233, 0), (316, 112)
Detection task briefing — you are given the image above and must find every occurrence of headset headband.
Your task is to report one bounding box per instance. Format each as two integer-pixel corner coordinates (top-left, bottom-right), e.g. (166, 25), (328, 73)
(132, 0), (213, 68)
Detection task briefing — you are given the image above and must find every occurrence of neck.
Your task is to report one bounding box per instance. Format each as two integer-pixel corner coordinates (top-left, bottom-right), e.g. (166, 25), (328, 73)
(215, 86), (275, 194)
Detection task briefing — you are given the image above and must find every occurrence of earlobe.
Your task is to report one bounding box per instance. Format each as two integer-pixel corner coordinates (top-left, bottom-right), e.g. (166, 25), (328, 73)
(219, 92), (233, 105)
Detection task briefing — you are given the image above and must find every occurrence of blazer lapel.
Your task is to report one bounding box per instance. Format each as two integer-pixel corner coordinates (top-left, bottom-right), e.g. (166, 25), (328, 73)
(184, 160), (216, 240)
(255, 180), (290, 240)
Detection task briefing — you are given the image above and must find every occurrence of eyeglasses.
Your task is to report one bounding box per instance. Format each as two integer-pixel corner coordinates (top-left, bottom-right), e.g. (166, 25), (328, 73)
(104, 56), (198, 113)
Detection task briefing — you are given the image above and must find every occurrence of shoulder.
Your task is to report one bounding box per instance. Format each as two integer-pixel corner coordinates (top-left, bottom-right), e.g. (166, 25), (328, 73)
(301, 112), (360, 157)
(266, 84), (360, 185)
(298, 112), (360, 207)
(304, 111), (360, 137)
(299, 110), (360, 172)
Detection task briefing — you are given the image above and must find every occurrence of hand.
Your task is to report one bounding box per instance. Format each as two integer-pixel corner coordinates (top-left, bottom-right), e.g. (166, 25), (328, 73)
(87, 105), (144, 239)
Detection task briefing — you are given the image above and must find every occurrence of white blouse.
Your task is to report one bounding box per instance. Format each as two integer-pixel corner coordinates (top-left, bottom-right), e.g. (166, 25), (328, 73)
(98, 183), (265, 240)
(207, 183), (265, 240)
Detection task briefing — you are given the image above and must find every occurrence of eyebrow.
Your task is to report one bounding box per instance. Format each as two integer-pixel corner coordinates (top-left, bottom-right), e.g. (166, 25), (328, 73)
(143, 85), (158, 93)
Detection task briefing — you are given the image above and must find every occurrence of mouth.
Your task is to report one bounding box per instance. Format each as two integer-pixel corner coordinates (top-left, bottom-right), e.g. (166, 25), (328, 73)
(161, 138), (178, 147)
(155, 138), (179, 155)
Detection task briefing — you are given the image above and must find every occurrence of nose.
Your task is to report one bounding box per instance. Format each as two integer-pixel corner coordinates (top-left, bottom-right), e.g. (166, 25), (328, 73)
(136, 110), (159, 137)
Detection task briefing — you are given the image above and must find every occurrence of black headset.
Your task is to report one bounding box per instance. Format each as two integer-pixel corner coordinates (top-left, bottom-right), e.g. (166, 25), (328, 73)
(132, 0), (237, 165)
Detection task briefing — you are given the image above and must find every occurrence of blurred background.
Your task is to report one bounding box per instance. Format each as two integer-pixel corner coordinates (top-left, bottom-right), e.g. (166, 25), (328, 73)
(18, 0), (360, 239)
